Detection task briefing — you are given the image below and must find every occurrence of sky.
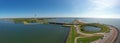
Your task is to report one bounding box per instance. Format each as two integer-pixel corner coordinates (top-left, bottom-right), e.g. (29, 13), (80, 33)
(0, 0), (120, 18)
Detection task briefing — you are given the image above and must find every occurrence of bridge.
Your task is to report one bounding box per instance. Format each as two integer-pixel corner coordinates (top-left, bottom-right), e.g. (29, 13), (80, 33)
(48, 22), (83, 25)
(48, 19), (85, 26)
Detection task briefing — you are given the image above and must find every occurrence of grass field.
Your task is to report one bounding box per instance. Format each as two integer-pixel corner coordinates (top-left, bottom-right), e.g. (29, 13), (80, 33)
(66, 24), (106, 43)
(66, 25), (79, 43)
(77, 35), (103, 43)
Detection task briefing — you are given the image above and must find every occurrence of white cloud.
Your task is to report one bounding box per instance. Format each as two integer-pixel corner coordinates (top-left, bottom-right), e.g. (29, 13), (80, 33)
(79, 0), (119, 18)
(71, 0), (117, 11)
(70, 0), (119, 18)
(89, 0), (117, 10)
(79, 11), (120, 18)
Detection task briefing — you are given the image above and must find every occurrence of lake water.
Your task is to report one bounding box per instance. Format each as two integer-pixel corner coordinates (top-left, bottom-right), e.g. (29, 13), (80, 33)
(0, 20), (69, 43)
(84, 26), (101, 32)
(0, 18), (120, 43)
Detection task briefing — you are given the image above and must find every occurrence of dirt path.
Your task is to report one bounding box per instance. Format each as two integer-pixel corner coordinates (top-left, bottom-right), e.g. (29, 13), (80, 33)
(91, 25), (118, 43)
(74, 25), (105, 43)
(74, 25), (118, 43)
(104, 26), (118, 43)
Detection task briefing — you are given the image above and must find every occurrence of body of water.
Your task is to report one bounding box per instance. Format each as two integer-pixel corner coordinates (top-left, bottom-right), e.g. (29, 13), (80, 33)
(0, 18), (120, 43)
(84, 26), (101, 32)
(0, 20), (69, 43)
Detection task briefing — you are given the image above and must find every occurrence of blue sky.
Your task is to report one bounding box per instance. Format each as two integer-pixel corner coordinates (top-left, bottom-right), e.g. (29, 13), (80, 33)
(0, 0), (120, 18)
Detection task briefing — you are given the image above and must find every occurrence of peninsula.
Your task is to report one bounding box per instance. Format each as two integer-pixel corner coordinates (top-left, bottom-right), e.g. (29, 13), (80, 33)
(65, 20), (119, 43)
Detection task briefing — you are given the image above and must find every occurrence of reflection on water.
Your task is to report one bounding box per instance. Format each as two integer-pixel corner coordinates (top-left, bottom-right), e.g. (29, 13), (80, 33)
(0, 20), (69, 43)
(84, 26), (101, 32)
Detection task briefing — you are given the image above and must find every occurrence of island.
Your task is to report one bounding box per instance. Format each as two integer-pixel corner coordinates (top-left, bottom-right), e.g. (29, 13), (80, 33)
(12, 18), (49, 24)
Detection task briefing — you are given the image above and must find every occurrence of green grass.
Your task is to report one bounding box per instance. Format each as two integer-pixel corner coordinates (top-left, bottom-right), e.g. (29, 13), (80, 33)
(99, 25), (110, 33)
(66, 25), (79, 43)
(66, 23), (109, 43)
(13, 18), (48, 24)
(77, 35), (103, 43)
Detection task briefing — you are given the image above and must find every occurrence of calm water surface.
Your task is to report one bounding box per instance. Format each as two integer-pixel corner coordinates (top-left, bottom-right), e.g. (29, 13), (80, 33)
(84, 26), (101, 32)
(0, 18), (120, 43)
(0, 20), (69, 43)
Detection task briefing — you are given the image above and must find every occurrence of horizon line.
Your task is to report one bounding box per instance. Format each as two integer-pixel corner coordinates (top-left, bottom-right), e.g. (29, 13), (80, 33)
(0, 17), (120, 19)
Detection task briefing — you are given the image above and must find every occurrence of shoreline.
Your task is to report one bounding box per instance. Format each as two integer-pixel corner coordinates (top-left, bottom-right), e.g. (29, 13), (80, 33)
(103, 25), (118, 43)
(65, 24), (119, 43)
(91, 25), (119, 43)
(108, 25), (119, 43)
(64, 27), (70, 43)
